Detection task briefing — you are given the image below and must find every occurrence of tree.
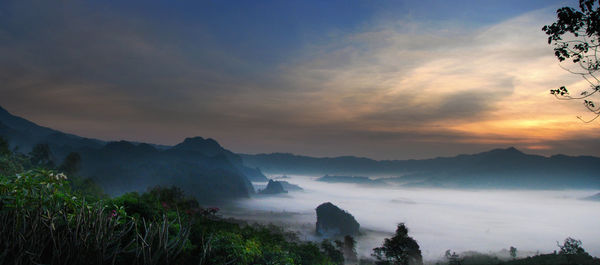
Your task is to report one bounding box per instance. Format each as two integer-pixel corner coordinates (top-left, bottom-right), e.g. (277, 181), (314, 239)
(0, 137), (9, 156)
(557, 237), (587, 265)
(0, 136), (24, 176)
(558, 237), (586, 255)
(509, 246), (517, 260)
(320, 239), (344, 265)
(372, 223), (423, 265)
(343, 235), (358, 264)
(444, 250), (461, 265)
(543, 0), (600, 122)
(29, 143), (55, 168)
(59, 152), (82, 176)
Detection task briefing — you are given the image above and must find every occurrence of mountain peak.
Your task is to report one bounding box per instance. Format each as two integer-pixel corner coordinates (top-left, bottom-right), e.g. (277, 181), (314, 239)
(172, 136), (226, 155)
(505, 146), (522, 153)
(176, 136), (219, 147)
(485, 146), (524, 156)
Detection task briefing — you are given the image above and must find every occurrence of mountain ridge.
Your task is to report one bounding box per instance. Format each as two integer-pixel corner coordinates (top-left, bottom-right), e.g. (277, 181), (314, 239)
(240, 148), (600, 189)
(0, 105), (267, 202)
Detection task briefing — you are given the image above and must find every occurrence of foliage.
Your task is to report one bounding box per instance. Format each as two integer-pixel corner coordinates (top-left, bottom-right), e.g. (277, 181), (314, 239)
(444, 250), (462, 265)
(68, 175), (107, 200)
(187, 216), (343, 265)
(556, 237), (589, 265)
(0, 169), (191, 265)
(29, 143), (55, 169)
(0, 146), (342, 265)
(543, 0), (600, 122)
(341, 235), (359, 264)
(0, 137), (27, 177)
(59, 152), (81, 176)
(0, 137), (9, 156)
(501, 252), (599, 265)
(558, 237), (587, 255)
(321, 240), (344, 264)
(509, 246), (517, 260)
(372, 223), (423, 265)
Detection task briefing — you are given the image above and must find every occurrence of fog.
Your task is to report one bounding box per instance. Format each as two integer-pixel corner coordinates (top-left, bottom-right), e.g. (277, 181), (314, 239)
(221, 175), (600, 261)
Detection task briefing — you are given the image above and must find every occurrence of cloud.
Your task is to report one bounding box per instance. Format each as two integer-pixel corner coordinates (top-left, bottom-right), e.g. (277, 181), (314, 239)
(0, 1), (598, 159)
(266, 8), (600, 158)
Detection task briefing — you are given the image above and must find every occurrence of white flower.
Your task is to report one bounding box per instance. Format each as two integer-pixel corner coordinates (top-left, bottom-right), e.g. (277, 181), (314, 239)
(56, 173), (67, 180)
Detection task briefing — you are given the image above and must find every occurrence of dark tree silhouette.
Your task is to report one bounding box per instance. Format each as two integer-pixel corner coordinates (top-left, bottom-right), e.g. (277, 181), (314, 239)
(372, 223), (423, 265)
(59, 152), (82, 176)
(0, 137), (9, 156)
(444, 250), (461, 265)
(320, 239), (344, 265)
(509, 246), (517, 260)
(558, 237), (586, 255)
(543, 0), (600, 122)
(29, 143), (55, 168)
(557, 237), (588, 265)
(342, 235), (358, 264)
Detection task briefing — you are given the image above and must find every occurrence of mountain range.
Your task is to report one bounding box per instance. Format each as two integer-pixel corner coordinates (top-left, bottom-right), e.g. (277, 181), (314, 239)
(2, 104), (599, 193)
(241, 149), (600, 189)
(0, 106), (267, 202)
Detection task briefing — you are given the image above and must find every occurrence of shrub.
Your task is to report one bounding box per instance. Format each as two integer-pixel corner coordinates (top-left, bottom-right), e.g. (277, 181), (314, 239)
(0, 170), (190, 265)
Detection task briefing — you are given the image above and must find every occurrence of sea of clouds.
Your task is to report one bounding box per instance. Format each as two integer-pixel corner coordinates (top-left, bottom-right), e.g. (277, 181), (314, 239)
(221, 175), (600, 261)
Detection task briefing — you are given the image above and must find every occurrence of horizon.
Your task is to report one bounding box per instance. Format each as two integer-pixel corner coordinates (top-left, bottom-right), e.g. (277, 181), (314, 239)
(2, 1), (600, 263)
(2, 0), (600, 160)
(2, 103), (595, 161)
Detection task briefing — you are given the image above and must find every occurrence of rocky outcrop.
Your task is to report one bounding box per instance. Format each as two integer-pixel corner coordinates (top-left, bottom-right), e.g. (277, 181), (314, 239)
(259, 180), (287, 195)
(279, 181), (303, 191)
(315, 202), (359, 237)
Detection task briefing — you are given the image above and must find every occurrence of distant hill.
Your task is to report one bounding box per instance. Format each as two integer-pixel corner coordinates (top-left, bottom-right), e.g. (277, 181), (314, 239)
(315, 202), (360, 237)
(583, 192), (600, 201)
(278, 181), (303, 191)
(0, 106), (267, 202)
(317, 175), (386, 186)
(241, 148), (600, 189)
(258, 180), (287, 195)
(0, 106), (105, 155)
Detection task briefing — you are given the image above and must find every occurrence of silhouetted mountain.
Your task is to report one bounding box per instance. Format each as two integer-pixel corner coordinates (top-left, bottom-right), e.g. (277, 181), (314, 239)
(0, 106), (104, 155)
(80, 139), (254, 202)
(0, 105), (267, 202)
(258, 180), (287, 195)
(315, 202), (360, 237)
(583, 192), (600, 201)
(171, 136), (268, 182)
(278, 181), (303, 191)
(241, 148), (600, 189)
(317, 175), (386, 186)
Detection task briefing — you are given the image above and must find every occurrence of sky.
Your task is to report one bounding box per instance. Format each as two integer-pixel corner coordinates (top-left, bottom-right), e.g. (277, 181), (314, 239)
(1, 0), (599, 160)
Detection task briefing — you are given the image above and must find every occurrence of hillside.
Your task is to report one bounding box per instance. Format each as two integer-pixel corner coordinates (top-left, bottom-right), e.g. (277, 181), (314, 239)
(0, 106), (267, 202)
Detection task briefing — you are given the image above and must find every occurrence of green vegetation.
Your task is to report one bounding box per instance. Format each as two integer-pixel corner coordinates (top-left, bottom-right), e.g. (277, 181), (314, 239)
(434, 246), (599, 265)
(1, 137), (599, 265)
(372, 223), (423, 265)
(0, 138), (345, 265)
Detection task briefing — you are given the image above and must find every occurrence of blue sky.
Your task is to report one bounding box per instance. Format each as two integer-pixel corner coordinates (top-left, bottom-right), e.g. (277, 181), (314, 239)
(83, 0), (566, 64)
(2, 0), (598, 159)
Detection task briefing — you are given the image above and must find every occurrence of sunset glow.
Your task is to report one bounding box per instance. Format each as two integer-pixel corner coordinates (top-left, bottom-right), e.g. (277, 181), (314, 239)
(0, 0), (597, 159)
